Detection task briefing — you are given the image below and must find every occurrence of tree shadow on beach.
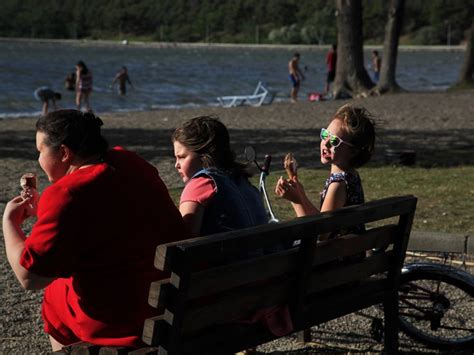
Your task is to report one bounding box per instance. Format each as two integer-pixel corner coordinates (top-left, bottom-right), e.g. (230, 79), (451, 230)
(0, 127), (473, 168)
(230, 127), (474, 169)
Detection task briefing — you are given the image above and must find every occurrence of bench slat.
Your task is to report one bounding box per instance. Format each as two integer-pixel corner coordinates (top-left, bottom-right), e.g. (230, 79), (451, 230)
(145, 279), (388, 354)
(173, 225), (397, 301)
(302, 278), (388, 327)
(145, 317), (274, 354)
(54, 342), (101, 354)
(162, 252), (391, 334)
(142, 315), (170, 348)
(148, 279), (176, 310)
(127, 348), (159, 354)
(155, 196), (416, 272)
(98, 347), (130, 355)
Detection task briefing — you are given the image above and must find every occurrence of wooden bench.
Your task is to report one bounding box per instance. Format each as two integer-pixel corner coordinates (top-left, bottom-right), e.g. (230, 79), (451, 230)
(58, 195), (417, 354)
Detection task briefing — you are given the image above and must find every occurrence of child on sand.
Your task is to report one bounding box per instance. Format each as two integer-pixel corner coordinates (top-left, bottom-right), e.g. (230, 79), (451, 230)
(34, 86), (61, 116)
(64, 72), (76, 91)
(275, 104), (376, 235)
(172, 115), (267, 237)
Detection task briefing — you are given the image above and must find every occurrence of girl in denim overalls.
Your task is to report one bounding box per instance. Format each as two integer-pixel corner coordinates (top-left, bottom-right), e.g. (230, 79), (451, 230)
(172, 115), (267, 237)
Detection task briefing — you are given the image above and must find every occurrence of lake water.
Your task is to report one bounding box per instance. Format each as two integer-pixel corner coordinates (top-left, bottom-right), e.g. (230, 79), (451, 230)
(0, 40), (465, 118)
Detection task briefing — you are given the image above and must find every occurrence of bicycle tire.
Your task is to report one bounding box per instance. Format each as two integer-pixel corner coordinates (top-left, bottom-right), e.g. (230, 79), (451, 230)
(398, 262), (474, 350)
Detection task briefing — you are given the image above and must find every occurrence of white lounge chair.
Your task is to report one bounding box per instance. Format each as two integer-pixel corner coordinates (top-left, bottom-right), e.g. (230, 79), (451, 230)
(217, 81), (273, 108)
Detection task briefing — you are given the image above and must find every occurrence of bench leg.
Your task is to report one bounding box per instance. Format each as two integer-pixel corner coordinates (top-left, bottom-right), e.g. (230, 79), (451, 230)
(297, 328), (311, 343)
(383, 295), (399, 354)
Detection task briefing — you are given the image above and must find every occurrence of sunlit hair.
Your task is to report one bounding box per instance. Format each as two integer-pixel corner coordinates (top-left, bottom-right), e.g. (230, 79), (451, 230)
(36, 109), (108, 158)
(332, 104), (376, 168)
(172, 115), (249, 177)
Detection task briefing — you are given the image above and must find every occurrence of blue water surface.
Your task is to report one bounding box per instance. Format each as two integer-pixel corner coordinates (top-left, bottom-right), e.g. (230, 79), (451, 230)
(0, 40), (464, 118)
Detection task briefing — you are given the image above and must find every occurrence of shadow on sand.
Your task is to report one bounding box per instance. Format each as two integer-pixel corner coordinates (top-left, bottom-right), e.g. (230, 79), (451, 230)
(1, 127), (473, 168)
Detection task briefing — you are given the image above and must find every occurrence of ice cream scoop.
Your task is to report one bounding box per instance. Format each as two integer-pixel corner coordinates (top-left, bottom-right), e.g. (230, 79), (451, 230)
(20, 173), (38, 217)
(284, 153), (297, 179)
(20, 173), (37, 190)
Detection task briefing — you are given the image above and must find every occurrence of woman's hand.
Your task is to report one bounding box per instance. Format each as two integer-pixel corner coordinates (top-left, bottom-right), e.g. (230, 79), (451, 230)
(21, 187), (39, 218)
(275, 176), (305, 203)
(3, 195), (55, 291)
(3, 195), (32, 226)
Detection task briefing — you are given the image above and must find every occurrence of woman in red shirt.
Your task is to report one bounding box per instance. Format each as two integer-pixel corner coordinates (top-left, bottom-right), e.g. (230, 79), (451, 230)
(3, 109), (188, 351)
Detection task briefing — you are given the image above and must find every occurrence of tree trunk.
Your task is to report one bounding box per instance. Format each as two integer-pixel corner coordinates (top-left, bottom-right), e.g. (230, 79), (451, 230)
(456, 21), (474, 85)
(376, 0), (405, 94)
(333, 0), (374, 99)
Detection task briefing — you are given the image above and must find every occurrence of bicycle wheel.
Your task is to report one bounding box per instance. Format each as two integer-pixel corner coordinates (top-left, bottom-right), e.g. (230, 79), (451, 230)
(398, 262), (474, 350)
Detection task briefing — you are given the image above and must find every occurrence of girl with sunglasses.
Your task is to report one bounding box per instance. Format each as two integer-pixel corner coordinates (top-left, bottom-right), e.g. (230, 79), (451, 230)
(275, 104), (376, 228)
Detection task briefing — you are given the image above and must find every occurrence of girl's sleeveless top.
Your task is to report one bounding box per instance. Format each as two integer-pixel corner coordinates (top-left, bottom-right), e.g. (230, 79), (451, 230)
(320, 171), (365, 236)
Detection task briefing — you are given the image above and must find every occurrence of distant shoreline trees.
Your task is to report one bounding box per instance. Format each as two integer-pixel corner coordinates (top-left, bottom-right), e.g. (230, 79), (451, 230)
(0, 0), (472, 46)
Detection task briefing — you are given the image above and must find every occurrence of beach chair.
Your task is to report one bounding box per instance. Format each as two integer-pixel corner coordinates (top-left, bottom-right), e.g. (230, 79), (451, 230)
(217, 81), (273, 108)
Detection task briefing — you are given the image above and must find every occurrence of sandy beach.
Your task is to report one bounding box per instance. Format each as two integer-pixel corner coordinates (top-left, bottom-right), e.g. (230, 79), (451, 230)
(1, 90), (473, 353)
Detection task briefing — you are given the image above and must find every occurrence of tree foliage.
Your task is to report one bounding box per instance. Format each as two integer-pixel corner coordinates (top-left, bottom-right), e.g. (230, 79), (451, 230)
(0, 0), (472, 44)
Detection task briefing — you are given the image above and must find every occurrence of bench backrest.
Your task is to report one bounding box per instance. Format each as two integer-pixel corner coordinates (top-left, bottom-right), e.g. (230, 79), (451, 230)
(143, 195), (417, 354)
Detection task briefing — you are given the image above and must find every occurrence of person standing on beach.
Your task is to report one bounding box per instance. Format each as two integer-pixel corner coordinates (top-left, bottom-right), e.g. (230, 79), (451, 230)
(371, 50), (382, 83)
(325, 44), (337, 95)
(111, 66), (134, 95)
(2, 109), (189, 350)
(33, 86), (61, 116)
(288, 53), (305, 103)
(75, 60), (93, 111)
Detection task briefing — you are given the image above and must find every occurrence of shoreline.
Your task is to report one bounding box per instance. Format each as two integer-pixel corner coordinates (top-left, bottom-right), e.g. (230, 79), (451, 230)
(0, 36), (465, 52)
(0, 88), (458, 122)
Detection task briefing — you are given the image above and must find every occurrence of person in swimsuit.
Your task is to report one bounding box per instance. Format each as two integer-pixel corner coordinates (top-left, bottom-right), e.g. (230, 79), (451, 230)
(64, 72), (76, 91)
(371, 50), (382, 83)
(288, 53), (305, 103)
(325, 44), (337, 95)
(75, 60), (93, 112)
(111, 66), (134, 95)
